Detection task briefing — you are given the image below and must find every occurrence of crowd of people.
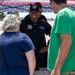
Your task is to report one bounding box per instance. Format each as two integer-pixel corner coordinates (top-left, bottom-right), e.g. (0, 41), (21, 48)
(0, 0), (75, 75)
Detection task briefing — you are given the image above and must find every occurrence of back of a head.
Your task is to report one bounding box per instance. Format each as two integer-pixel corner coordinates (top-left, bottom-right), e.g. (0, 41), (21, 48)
(35, 2), (42, 8)
(50, 0), (67, 4)
(2, 14), (21, 31)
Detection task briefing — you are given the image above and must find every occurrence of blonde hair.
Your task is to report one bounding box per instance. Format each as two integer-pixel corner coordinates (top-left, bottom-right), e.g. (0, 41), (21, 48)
(1, 14), (21, 31)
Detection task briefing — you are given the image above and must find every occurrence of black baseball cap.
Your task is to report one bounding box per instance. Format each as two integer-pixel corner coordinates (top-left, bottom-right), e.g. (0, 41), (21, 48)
(29, 4), (39, 12)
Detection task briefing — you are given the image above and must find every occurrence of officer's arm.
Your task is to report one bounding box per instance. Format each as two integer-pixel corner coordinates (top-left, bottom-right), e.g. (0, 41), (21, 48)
(45, 22), (52, 36)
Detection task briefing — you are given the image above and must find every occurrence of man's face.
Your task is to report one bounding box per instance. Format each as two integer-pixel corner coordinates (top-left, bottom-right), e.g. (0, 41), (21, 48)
(30, 11), (39, 21)
(49, 0), (58, 13)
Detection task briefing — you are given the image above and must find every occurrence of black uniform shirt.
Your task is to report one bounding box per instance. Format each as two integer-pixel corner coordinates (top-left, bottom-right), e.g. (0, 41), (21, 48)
(20, 18), (51, 51)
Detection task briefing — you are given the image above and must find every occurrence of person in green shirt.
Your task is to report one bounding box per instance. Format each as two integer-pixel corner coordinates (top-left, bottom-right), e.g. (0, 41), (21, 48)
(47, 0), (75, 75)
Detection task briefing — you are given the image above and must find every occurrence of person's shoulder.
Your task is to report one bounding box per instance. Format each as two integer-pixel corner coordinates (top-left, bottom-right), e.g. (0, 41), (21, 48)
(40, 15), (46, 18)
(19, 32), (30, 39)
(23, 14), (30, 20)
(21, 18), (29, 22)
(19, 32), (27, 36)
(39, 19), (48, 24)
(21, 17), (30, 24)
(40, 15), (47, 22)
(57, 7), (71, 16)
(56, 9), (66, 18)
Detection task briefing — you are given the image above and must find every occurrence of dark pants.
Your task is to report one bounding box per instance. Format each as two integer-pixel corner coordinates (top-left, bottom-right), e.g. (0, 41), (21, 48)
(35, 51), (47, 69)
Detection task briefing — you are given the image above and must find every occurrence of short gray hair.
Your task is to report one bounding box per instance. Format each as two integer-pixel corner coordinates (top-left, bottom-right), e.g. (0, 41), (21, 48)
(1, 14), (21, 31)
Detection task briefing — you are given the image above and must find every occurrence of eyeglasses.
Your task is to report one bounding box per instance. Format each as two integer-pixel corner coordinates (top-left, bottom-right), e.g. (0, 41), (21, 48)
(49, 0), (52, 5)
(49, 2), (51, 5)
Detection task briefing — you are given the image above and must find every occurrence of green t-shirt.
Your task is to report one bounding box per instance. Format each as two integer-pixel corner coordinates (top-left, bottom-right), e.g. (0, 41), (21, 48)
(47, 7), (75, 72)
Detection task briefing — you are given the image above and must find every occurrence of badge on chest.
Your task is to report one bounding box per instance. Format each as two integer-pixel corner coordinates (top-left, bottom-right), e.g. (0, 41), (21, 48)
(27, 25), (33, 29)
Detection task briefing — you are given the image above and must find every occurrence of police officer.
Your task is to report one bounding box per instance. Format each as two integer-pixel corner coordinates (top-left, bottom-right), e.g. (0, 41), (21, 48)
(20, 4), (51, 70)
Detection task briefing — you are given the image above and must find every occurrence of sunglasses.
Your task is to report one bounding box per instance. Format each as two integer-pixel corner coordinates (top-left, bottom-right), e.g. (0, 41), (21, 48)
(49, 2), (51, 5)
(49, 0), (52, 5)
